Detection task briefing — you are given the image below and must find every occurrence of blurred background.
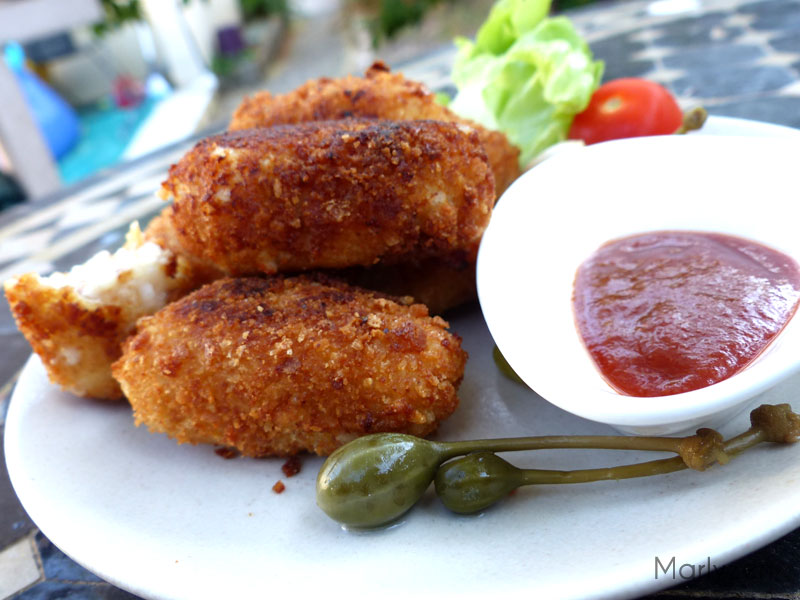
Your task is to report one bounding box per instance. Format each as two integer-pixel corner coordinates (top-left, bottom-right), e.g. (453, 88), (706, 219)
(1, 0), (575, 211)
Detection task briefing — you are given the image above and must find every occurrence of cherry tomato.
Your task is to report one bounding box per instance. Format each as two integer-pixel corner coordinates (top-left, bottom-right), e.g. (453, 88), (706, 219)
(568, 78), (682, 145)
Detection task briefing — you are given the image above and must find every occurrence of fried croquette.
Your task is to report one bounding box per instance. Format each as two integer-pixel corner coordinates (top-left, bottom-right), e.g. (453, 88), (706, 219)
(150, 205), (474, 314)
(148, 199), (475, 314)
(4, 219), (216, 399)
(112, 276), (467, 457)
(160, 119), (494, 276)
(142, 207), (225, 283)
(229, 62), (520, 197)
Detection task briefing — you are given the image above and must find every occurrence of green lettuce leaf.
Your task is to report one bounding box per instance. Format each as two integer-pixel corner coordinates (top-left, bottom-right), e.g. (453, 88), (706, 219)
(450, 0), (603, 166)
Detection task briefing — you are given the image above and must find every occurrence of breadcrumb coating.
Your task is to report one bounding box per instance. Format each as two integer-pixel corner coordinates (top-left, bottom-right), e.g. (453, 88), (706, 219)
(6, 272), (133, 400)
(143, 207), (225, 283)
(161, 119), (494, 275)
(3, 217), (219, 400)
(230, 62), (520, 197)
(112, 276), (467, 456)
(148, 206), (475, 314)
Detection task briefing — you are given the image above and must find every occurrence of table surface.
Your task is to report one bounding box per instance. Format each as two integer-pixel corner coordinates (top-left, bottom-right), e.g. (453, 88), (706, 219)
(4, 0), (800, 598)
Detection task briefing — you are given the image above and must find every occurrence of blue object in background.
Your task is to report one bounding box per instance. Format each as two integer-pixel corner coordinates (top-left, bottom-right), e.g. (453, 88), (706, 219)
(58, 97), (157, 185)
(3, 42), (80, 160)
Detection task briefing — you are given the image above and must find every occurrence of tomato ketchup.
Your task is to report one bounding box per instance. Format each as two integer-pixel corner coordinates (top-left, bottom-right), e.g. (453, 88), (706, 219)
(573, 231), (800, 397)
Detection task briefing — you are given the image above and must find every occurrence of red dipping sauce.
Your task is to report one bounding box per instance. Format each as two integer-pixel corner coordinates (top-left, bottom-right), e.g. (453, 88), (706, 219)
(573, 231), (800, 397)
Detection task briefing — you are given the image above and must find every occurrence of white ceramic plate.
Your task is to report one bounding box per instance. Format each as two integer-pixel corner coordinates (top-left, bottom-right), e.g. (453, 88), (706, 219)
(6, 117), (800, 600)
(478, 131), (800, 435)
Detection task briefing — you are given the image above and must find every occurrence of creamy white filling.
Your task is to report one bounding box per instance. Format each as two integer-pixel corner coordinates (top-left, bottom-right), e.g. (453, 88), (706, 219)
(60, 346), (81, 366)
(40, 224), (177, 314)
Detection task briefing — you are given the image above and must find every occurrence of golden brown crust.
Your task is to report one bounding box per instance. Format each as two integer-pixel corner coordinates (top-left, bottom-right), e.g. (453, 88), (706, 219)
(4, 218), (221, 400)
(5, 274), (128, 400)
(112, 276), (467, 456)
(141, 209), (184, 255)
(162, 119), (494, 275)
(147, 205), (474, 315)
(143, 207), (226, 283)
(230, 62), (520, 196)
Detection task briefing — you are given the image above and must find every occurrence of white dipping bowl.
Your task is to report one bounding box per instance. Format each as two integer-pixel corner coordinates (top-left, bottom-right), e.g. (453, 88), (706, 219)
(477, 134), (800, 435)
